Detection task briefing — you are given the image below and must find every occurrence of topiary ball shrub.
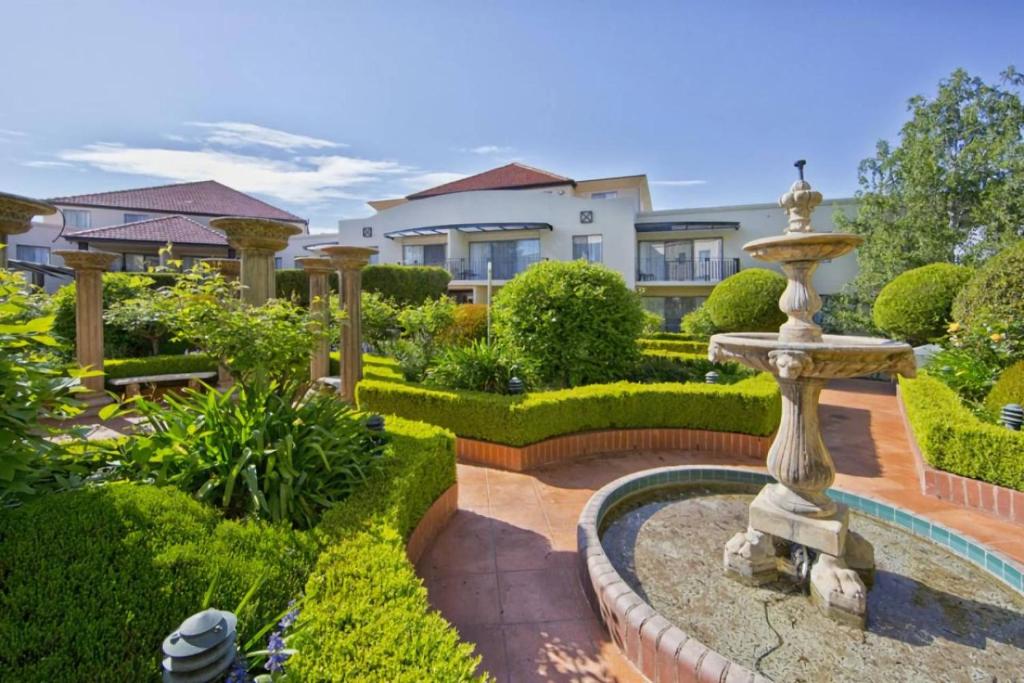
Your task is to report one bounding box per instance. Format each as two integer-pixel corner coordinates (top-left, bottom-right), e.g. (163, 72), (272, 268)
(492, 260), (645, 388)
(705, 269), (787, 333)
(872, 263), (973, 345)
(953, 240), (1024, 328)
(985, 361), (1024, 417)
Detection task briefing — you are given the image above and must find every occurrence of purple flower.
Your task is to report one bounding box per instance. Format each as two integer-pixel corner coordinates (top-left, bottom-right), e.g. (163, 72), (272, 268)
(264, 629), (291, 674)
(226, 657), (250, 683)
(278, 600), (300, 631)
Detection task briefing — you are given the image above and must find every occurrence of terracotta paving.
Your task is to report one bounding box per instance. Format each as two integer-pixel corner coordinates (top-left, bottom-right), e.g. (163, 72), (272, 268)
(417, 379), (1024, 682)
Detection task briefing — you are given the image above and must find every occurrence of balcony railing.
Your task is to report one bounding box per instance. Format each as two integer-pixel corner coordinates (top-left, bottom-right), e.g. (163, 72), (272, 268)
(636, 257), (740, 283)
(443, 255), (541, 281)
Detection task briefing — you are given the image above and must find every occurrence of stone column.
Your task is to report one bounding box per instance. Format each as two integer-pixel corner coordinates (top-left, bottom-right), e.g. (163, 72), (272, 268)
(209, 218), (302, 305)
(296, 257), (335, 380)
(53, 250), (119, 394)
(319, 246), (378, 402)
(0, 191), (57, 269)
(200, 257), (241, 281)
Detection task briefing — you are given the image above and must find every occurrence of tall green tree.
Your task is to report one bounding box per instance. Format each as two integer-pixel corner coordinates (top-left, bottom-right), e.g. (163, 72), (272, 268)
(831, 67), (1024, 332)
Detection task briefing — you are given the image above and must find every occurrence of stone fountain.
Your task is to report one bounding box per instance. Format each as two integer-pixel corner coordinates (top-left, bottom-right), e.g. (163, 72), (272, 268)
(709, 161), (916, 628)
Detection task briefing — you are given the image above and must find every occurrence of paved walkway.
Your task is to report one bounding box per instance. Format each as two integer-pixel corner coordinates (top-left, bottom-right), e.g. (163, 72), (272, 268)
(416, 379), (1024, 682)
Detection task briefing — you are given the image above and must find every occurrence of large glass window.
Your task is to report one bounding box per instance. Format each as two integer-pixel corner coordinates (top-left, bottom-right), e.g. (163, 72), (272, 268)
(467, 239), (540, 280)
(591, 191), (618, 200)
(63, 209), (91, 229)
(124, 213), (151, 223)
(15, 245), (51, 264)
(123, 253), (160, 272)
(637, 239), (726, 281)
(572, 235), (603, 263)
(642, 296), (707, 332)
(403, 244), (446, 266)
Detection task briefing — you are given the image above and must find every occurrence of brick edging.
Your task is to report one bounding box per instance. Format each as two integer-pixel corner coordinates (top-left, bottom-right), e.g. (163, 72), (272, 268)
(405, 484), (459, 564)
(896, 386), (1024, 524)
(458, 428), (772, 472)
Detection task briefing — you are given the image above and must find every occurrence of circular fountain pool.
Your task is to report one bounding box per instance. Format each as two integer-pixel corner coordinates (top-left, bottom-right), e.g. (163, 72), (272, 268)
(578, 467), (1024, 682)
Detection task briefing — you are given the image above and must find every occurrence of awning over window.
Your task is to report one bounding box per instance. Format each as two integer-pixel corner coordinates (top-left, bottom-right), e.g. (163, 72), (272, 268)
(384, 222), (552, 240)
(635, 221), (739, 233)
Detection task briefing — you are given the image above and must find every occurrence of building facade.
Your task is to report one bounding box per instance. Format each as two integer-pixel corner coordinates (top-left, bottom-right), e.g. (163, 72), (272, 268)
(326, 163), (857, 330)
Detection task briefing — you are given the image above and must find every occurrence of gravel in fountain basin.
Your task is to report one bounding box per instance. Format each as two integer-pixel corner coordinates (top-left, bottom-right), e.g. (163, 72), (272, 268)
(599, 483), (1024, 682)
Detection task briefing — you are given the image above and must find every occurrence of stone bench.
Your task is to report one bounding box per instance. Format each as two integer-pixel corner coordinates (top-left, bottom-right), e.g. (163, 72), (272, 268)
(108, 371), (218, 397)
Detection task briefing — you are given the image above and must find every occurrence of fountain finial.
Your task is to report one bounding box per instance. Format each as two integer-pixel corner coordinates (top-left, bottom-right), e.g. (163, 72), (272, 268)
(778, 160), (822, 233)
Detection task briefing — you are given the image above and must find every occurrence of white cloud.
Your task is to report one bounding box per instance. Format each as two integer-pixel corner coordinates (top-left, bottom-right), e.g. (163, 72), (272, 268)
(23, 160), (75, 168)
(460, 145), (513, 155)
(187, 121), (345, 151)
(162, 133), (188, 142)
(0, 128), (27, 142)
(57, 143), (409, 204)
(650, 179), (707, 187)
(402, 171), (466, 189)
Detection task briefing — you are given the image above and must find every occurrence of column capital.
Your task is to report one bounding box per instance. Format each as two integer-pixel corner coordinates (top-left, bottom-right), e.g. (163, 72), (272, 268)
(0, 191), (56, 238)
(319, 245), (378, 271)
(295, 256), (336, 275)
(210, 217), (303, 253)
(55, 249), (119, 272)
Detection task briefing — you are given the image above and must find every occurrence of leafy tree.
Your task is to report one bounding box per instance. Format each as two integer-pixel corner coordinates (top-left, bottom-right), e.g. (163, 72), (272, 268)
(834, 67), (1024, 331)
(103, 288), (176, 356)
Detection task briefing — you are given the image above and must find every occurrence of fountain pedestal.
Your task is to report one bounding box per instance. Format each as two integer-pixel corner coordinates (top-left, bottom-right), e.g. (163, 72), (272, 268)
(711, 165), (915, 628)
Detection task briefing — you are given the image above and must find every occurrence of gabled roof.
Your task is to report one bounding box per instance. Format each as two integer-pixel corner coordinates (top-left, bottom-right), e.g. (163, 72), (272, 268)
(407, 163), (574, 200)
(66, 215), (228, 246)
(50, 180), (305, 223)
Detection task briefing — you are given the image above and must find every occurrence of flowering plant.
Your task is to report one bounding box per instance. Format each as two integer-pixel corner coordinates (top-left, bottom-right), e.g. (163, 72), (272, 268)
(930, 316), (1024, 406)
(227, 599), (303, 682)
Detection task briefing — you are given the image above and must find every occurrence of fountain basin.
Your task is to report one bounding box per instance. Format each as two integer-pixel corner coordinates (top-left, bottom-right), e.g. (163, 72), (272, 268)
(578, 466), (1024, 682)
(743, 231), (863, 263)
(709, 332), (917, 380)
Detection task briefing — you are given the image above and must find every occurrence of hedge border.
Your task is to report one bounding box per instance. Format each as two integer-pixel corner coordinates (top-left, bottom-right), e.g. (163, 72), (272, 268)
(638, 338), (709, 355)
(104, 354), (217, 380)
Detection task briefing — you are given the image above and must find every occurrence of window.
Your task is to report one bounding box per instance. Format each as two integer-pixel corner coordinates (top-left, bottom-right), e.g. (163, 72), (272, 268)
(642, 296), (707, 332)
(637, 238), (727, 281)
(123, 253), (161, 272)
(275, 257), (284, 269)
(63, 209), (91, 229)
(15, 245), (51, 264)
(467, 239), (540, 280)
(124, 213), (151, 223)
(402, 244), (446, 266)
(591, 191), (618, 200)
(572, 235), (603, 263)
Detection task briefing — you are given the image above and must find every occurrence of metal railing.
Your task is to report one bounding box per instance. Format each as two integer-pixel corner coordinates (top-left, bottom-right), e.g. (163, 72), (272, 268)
(443, 254), (541, 281)
(636, 257), (740, 283)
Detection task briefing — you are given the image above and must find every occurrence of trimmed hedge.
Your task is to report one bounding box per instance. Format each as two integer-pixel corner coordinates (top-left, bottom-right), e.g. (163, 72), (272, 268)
(638, 337), (709, 355)
(363, 264), (451, 305)
(0, 483), (318, 681)
(872, 263), (972, 345)
(289, 417), (484, 681)
(985, 361), (1024, 416)
(356, 372), (780, 446)
(705, 269), (787, 332)
(329, 352), (406, 383)
(641, 331), (708, 342)
(104, 353), (217, 380)
(953, 240), (1024, 328)
(899, 373), (1024, 491)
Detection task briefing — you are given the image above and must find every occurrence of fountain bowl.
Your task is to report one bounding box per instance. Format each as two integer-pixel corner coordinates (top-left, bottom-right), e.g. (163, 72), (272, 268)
(744, 231), (863, 263)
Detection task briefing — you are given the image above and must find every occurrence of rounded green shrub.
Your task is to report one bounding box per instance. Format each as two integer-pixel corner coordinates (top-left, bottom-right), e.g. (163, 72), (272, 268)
(705, 269), (787, 333)
(0, 482), (317, 681)
(872, 263), (973, 345)
(985, 361), (1024, 416)
(953, 240), (1024, 327)
(680, 304), (717, 337)
(492, 260), (645, 387)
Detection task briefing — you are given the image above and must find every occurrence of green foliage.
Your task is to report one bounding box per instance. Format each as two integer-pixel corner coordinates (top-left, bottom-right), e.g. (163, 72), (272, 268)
(900, 373), (1024, 491)
(642, 331), (708, 342)
(984, 361), (1024, 416)
(705, 269), (786, 333)
(103, 286), (179, 356)
(274, 268), (332, 306)
(835, 67), (1024, 332)
(104, 353), (218, 380)
(641, 309), (663, 335)
(930, 317), (1024, 403)
(630, 349), (751, 384)
(0, 269), (86, 506)
(357, 371), (780, 446)
(492, 260), (645, 388)
(384, 296), (457, 381)
(425, 340), (523, 393)
(680, 303), (718, 337)
(288, 418), (485, 681)
(952, 239), (1024, 328)
(361, 291), (401, 349)
(0, 482), (317, 682)
(112, 379), (382, 529)
(872, 263), (973, 345)
(443, 303), (489, 345)
(363, 264), (451, 305)
(638, 337), (709, 355)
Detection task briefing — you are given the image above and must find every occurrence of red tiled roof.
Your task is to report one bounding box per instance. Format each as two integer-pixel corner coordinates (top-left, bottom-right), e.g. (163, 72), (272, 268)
(50, 180), (305, 223)
(407, 163), (574, 199)
(67, 215), (228, 246)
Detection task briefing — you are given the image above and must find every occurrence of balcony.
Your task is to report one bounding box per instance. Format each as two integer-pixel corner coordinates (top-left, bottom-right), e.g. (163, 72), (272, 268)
(443, 254), (541, 281)
(636, 257), (740, 283)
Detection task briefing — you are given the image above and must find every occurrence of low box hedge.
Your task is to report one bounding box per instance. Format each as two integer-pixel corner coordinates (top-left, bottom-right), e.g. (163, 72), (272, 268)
(329, 352), (406, 383)
(638, 337), (710, 355)
(276, 265), (451, 306)
(290, 417), (484, 681)
(356, 372), (780, 446)
(104, 353), (218, 380)
(899, 373), (1024, 492)
(642, 331), (708, 342)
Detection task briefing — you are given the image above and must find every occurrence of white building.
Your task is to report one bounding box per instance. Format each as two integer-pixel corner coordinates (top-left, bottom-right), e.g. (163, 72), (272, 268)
(313, 163), (856, 330)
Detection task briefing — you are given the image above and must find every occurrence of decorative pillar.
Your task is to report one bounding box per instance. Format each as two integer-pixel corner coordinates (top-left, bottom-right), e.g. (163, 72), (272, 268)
(0, 191), (57, 269)
(200, 257), (241, 281)
(53, 250), (119, 395)
(209, 218), (302, 305)
(296, 257), (335, 380)
(319, 246), (378, 402)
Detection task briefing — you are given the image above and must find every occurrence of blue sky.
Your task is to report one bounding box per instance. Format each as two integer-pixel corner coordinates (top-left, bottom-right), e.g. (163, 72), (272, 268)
(1, 1), (1021, 232)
